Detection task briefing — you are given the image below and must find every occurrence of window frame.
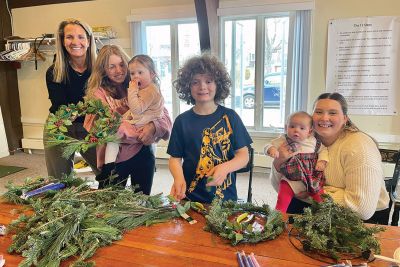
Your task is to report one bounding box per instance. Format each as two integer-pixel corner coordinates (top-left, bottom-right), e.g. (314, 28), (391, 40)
(220, 11), (309, 136)
(219, 12), (293, 135)
(140, 19), (199, 119)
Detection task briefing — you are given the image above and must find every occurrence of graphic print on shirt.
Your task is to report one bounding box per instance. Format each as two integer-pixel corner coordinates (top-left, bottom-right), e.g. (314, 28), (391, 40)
(188, 114), (233, 199)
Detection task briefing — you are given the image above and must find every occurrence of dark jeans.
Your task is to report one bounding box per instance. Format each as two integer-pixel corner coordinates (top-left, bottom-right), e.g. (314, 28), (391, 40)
(287, 197), (390, 225)
(98, 145), (155, 195)
(364, 207), (390, 225)
(286, 197), (311, 214)
(43, 120), (99, 179)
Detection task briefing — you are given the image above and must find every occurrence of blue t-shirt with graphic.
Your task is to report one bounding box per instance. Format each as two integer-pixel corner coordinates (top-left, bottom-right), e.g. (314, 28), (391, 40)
(167, 105), (252, 203)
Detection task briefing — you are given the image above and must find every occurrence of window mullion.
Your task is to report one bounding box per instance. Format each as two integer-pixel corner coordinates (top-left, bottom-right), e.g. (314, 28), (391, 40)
(219, 18), (225, 67)
(230, 21), (237, 110)
(170, 23), (180, 119)
(254, 16), (264, 131)
(286, 12), (295, 116)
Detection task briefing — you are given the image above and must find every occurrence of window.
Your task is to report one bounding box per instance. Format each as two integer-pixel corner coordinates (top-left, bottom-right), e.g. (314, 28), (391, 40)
(220, 10), (311, 133)
(128, 5), (199, 119)
(129, 4), (311, 132)
(141, 21), (200, 118)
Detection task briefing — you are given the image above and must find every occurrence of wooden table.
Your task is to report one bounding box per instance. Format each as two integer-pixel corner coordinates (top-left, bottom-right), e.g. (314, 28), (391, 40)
(0, 202), (399, 266)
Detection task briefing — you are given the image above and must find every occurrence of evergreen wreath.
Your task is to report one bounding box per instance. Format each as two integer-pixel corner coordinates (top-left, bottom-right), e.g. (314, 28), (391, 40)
(45, 100), (121, 158)
(204, 199), (284, 245)
(288, 195), (385, 263)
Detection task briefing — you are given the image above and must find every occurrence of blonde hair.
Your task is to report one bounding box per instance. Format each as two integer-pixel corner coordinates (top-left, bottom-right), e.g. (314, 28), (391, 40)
(86, 45), (130, 99)
(53, 18), (97, 83)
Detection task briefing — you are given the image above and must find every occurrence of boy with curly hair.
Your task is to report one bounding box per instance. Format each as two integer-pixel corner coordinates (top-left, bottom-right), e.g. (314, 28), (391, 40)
(167, 53), (252, 203)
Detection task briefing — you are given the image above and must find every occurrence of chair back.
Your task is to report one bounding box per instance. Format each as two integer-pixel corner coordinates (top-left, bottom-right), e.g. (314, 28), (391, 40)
(379, 149), (400, 190)
(235, 146), (254, 202)
(379, 148), (400, 225)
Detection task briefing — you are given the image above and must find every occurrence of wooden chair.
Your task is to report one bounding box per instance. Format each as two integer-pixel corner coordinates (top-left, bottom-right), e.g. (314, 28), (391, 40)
(380, 148), (400, 226)
(235, 146), (255, 203)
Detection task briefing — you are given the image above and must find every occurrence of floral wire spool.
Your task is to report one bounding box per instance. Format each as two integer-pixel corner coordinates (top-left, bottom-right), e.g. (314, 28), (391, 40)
(204, 199), (284, 245)
(45, 100), (121, 158)
(286, 195), (385, 264)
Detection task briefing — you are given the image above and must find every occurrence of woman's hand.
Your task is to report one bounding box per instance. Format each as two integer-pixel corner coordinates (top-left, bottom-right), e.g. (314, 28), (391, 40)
(315, 160), (327, 171)
(105, 96), (128, 114)
(170, 177), (187, 201)
(138, 122), (156, 145)
(206, 163), (230, 186)
(273, 142), (298, 170)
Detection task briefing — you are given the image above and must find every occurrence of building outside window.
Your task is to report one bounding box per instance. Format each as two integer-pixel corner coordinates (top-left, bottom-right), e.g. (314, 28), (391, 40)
(222, 15), (289, 130)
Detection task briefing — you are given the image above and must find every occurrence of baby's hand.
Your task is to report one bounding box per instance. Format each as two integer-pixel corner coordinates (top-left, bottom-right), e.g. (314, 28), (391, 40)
(128, 79), (139, 92)
(122, 111), (133, 120)
(267, 147), (279, 158)
(315, 160), (327, 171)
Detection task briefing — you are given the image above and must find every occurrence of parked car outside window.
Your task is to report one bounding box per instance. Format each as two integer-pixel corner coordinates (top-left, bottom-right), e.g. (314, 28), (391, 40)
(242, 72), (286, 109)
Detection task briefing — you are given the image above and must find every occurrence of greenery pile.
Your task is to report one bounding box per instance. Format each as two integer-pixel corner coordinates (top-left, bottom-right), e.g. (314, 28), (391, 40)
(45, 99), (120, 159)
(3, 174), (184, 267)
(290, 195), (385, 261)
(204, 199), (284, 245)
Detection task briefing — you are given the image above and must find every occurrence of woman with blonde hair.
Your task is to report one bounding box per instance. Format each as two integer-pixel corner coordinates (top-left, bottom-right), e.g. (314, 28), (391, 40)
(85, 45), (130, 99)
(84, 45), (172, 193)
(44, 18), (98, 179)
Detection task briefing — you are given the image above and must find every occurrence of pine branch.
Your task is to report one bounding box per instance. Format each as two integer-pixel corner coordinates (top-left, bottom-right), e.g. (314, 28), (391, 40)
(292, 195), (385, 261)
(3, 173), (181, 266)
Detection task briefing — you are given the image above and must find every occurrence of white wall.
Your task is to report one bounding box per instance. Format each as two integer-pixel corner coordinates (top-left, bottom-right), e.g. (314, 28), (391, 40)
(11, 0), (192, 151)
(308, 0), (400, 148)
(0, 107), (10, 158)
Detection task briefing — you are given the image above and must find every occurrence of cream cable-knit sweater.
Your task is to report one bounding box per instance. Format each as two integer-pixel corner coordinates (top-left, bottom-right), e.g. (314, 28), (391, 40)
(270, 131), (389, 220)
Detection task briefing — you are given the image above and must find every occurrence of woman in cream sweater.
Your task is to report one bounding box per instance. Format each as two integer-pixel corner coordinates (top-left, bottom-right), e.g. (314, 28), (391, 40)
(270, 92), (389, 224)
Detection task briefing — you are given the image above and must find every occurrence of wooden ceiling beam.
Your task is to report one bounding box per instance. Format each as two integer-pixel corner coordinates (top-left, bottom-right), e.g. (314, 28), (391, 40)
(8, 0), (92, 9)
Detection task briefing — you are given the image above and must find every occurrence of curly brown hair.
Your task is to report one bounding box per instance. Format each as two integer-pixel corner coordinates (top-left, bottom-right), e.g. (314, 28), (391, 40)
(173, 53), (231, 105)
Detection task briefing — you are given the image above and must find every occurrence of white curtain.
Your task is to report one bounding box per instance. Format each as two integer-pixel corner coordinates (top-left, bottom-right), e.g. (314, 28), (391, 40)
(289, 10), (311, 112)
(130, 22), (143, 56)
